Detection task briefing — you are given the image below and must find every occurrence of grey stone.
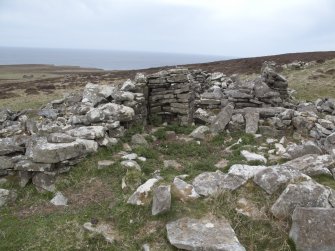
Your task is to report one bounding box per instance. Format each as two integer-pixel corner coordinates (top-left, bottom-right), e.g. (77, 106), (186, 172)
(235, 198), (265, 220)
(0, 156), (14, 170)
(14, 159), (52, 172)
(253, 166), (311, 194)
(193, 171), (226, 196)
(285, 141), (323, 159)
(127, 178), (159, 206)
(289, 207), (335, 251)
(194, 108), (216, 124)
(283, 154), (334, 177)
(240, 150), (267, 163)
(38, 109), (58, 119)
(0, 137), (24, 155)
(47, 133), (75, 143)
(121, 79), (136, 92)
(50, 192), (68, 206)
(66, 126), (105, 140)
(172, 177), (199, 200)
(76, 139), (98, 153)
(32, 173), (56, 192)
(166, 217), (246, 251)
(0, 188), (17, 208)
(245, 111), (259, 134)
(131, 134), (148, 147)
(18, 171), (32, 188)
(210, 104), (234, 133)
(121, 160), (141, 171)
(30, 138), (86, 163)
(152, 185), (171, 215)
(189, 125), (210, 140)
(271, 180), (332, 219)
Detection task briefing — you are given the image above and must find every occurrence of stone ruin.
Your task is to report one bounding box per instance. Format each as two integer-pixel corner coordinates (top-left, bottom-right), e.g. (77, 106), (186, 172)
(0, 61), (335, 192)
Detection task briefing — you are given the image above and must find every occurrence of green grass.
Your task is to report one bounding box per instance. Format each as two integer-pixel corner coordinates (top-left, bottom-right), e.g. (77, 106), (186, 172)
(0, 128), (296, 250)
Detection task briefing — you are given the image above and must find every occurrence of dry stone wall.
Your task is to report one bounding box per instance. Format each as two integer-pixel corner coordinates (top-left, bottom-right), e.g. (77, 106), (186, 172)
(0, 61), (335, 192)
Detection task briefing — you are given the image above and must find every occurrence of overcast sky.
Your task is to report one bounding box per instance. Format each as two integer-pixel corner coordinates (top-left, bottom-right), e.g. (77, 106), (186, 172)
(0, 0), (334, 57)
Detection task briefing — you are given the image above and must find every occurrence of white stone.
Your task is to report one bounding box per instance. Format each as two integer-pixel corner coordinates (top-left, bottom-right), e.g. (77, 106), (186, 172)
(241, 150), (267, 163)
(50, 192), (68, 206)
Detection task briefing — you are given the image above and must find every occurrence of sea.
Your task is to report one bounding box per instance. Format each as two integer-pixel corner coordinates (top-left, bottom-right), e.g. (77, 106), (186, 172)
(0, 47), (227, 70)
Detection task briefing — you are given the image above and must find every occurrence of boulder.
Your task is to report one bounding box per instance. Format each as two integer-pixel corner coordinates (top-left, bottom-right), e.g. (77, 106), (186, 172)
(193, 171), (247, 196)
(76, 139), (98, 153)
(127, 178), (159, 205)
(189, 126), (210, 140)
(227, 164), (267, 180)
(289, 207), (335, 251)
(210, 104), (234, 133)
(131, 134), (148, 147)
(30, 138), (86, 163)
(194, 108), (216, 124)
(120, 79), (136, 92)
(152, 185), (171, 215)
(285, 141), (322, 159)
(172, 177), (199, 200)
(271, 180), (332, 219)
(166, 217), (246, 251)
(253, 166), (311, 194)
(283, 154), (334, 177)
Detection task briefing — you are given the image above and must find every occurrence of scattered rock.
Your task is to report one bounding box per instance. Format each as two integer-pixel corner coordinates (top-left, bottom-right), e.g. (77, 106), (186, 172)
(235, 198), (265, 220)
(131, 134), (148, 147)
(166, 217), (246, 251)
(121, 153), (138, 160)
(97, 160), (115, 169)
(121, 160), (141, 171)
(214, 159), (229, 169)
(245, 110), (259, 134)
(50, 192), (68, 206)
(127, 178), (159, 205)
(189, 126), (210, 140)
(285, 141), (322, 159)
(32, 172), (56, 192)
(241, 150), (267, 163)
(254, 166), (310, 194)
(289, 207), (335, 251)
(172, 177), (199, 200)
(152, 185), (171, 215)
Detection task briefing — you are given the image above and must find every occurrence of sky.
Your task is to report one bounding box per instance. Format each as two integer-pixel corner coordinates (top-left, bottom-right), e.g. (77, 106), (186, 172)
(0, 0), (334, 57)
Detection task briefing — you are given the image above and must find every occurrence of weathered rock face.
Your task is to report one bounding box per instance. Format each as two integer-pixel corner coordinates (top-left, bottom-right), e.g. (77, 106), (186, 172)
(271, 180), (332, 219)
(32, 173), (56, 192)
(289, 207), (335, 251)
(66, 126), (105, 140)
(166, 217), (246, 251)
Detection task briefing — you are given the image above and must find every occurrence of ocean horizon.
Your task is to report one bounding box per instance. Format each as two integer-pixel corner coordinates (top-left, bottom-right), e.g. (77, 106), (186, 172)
(0, 47), (228, 70)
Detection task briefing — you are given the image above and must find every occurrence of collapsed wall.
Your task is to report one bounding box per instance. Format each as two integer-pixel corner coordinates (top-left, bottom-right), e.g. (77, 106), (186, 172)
(0, 61), (335, 192)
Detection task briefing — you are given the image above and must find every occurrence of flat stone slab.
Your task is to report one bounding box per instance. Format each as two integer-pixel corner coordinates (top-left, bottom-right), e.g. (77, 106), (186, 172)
(166, 217), (246, 251)
(127, 178), (159, 206)
(271, 180), (332, 219)
(289, 207), (335, 251)
(283, 154), (334, 177)
(253, 166), (311, 194)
